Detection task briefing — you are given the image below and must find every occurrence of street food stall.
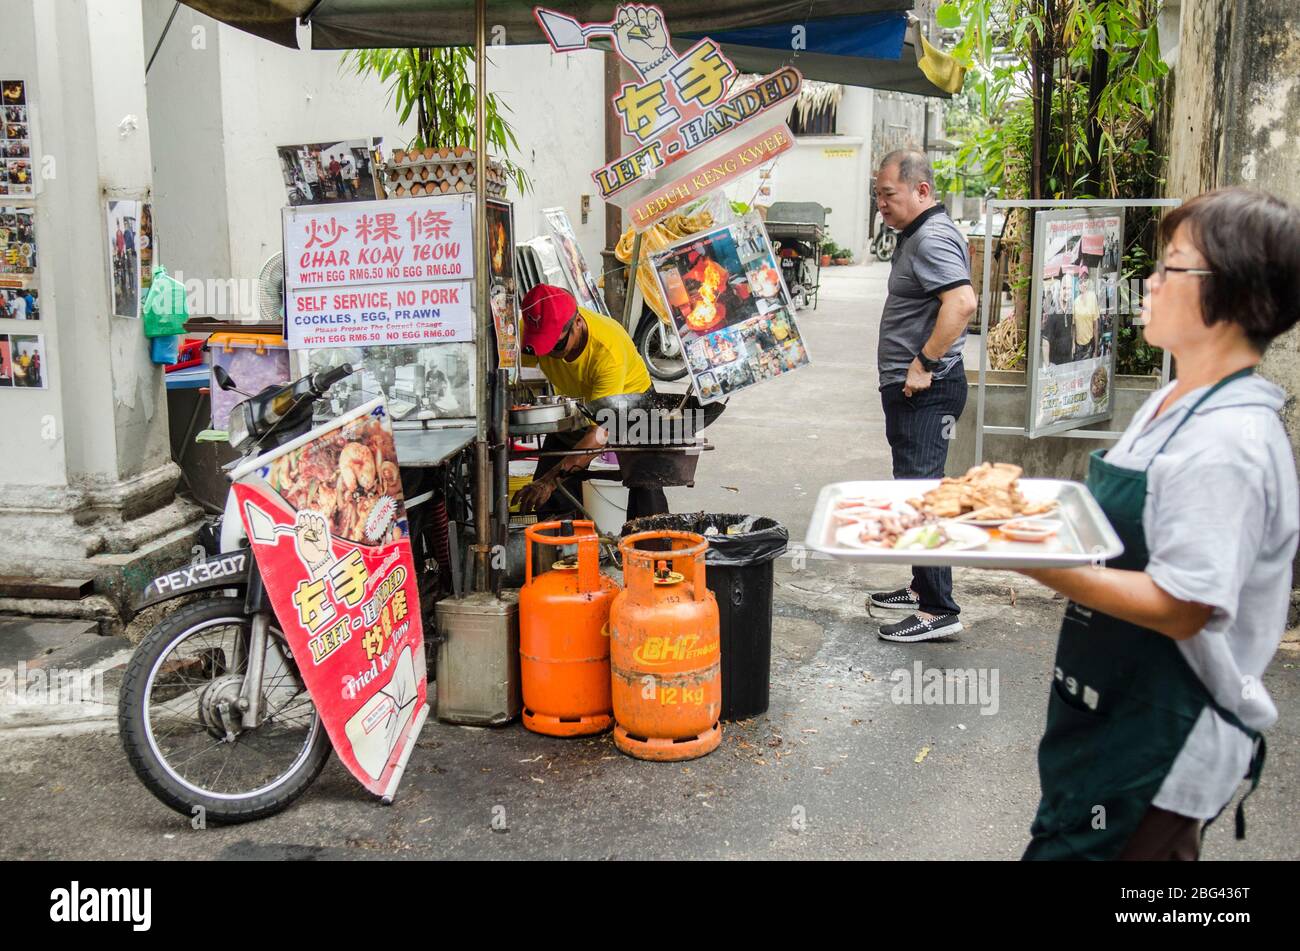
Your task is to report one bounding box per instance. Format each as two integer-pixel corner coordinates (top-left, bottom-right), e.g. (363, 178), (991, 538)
(136, 0), (965, 816)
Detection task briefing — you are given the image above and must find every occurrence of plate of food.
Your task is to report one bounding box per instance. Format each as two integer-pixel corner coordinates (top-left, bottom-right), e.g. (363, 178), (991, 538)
(833, 507), (989, 552)
(909, 463), (1058, 527)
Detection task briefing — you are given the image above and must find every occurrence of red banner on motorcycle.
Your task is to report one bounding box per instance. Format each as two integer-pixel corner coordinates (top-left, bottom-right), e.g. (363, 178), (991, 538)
(230, 398), (428, 799)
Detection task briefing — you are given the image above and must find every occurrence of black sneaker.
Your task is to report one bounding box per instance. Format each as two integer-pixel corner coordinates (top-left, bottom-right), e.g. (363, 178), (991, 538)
(878, 612), (963, 642)
(869, 587), (920, 611)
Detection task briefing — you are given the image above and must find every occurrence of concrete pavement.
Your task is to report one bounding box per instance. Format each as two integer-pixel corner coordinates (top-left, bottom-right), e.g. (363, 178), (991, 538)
(1, 263), (1296, 859)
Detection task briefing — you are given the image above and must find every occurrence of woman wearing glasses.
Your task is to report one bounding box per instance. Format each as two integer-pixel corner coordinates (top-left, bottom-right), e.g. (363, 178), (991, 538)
(1017, 188), (1300, 860)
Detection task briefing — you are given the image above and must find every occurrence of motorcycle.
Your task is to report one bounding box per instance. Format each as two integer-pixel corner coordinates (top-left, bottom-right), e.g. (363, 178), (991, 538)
(633, 305), (687, 383)
(871, 209), (898, 262)
(120, 362), (355, 824)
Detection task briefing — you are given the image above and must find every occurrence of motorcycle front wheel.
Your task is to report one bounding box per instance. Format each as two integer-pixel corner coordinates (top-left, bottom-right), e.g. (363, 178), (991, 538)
(635, 316), (687, 382)
(119, 598), (331, 825)
(874, 230), (897, 262)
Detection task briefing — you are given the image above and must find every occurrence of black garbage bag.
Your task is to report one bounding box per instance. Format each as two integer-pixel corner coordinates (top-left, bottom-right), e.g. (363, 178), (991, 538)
(622, 512), (787, 565)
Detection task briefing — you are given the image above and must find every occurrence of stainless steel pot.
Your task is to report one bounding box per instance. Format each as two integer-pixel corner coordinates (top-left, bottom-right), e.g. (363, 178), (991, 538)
(509, 395), (583, 434)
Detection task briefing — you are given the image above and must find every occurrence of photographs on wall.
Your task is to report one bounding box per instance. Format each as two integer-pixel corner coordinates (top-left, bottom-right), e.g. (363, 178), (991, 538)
(277, 139), (381, 207)
(1, 81), (33, 197)
(303, 342), (476, 423)
(0, 205), (35, 275)
(0, 287), (37, 320)
(651, 214), (810, 403)
(0, 332), (45, 388)
(487, 199), (519, 371)
(1026, 208), (1124, 438)
(542, 206), (607, 315)
(138, 203), (155, 300)
(106, 199), (142, 318)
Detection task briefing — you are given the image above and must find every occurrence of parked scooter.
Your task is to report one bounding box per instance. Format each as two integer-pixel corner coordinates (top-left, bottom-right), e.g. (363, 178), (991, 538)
(871, 209), (898, 262)
(120, 363), (355, 824)
(633, 305), (687, 383)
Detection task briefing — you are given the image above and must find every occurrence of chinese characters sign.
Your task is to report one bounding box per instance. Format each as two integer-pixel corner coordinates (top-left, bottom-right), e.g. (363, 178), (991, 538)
(283, 194), (474, 349)
(231, 399), (427, 796)
(535, 4), (801, 231)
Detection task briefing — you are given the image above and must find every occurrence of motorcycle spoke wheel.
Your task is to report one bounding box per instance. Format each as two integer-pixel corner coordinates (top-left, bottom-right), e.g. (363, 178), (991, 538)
(140, 612), (323, 803)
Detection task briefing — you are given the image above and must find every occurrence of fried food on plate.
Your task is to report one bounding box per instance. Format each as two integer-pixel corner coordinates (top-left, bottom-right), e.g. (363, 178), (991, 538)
(910, 463), (1056, 521)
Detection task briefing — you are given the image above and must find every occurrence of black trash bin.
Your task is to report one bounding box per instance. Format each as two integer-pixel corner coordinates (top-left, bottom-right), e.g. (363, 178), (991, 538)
(622, 513), (787, 721)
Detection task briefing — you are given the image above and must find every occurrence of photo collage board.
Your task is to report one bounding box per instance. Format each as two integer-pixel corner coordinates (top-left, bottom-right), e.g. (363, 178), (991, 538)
(1, 80), (33, 198)
(1025, 208), (1124, 438)
(1, 80), (44, 389)
(651, 213), (810, 404)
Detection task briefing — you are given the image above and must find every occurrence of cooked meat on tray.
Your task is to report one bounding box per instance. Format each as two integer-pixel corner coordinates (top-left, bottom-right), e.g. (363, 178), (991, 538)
(909, 463), (1058, 521)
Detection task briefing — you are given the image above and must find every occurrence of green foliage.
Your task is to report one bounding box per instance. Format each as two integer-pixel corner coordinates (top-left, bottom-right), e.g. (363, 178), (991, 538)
(937, 0), (1166, 202)
(346, 47), (530, 193)
(937, 0), (1168, 375)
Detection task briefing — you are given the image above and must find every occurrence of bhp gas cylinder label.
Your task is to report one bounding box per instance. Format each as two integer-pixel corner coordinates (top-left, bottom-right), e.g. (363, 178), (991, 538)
(632, 635), (718, 666)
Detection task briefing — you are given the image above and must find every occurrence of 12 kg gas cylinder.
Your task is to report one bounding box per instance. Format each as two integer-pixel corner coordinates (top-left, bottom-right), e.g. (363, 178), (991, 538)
(519, 520), (619, 737)
(610, 530), (721, 761)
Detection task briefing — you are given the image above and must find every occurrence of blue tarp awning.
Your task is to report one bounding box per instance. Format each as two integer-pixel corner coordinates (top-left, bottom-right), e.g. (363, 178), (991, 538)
(178, 1), (951, 95)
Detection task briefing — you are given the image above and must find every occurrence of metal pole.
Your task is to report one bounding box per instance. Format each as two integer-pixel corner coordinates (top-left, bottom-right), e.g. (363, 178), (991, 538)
(473, 0), (492, 591)
(975, 205), (994, 465)
(493, 367), (509, 596)
(620, 230), (643, 334)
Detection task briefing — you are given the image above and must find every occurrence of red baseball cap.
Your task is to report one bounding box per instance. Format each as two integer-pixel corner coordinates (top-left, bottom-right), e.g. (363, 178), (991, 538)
(520, 284), (577, 356)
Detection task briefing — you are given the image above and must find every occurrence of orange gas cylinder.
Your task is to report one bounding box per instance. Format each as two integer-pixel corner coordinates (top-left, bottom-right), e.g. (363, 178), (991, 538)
(610, 530), (722, 761)
(519, 520), (620, 737)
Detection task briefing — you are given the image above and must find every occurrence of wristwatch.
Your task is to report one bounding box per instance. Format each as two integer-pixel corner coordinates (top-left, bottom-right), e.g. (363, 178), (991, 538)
(917, 350), (943, 373)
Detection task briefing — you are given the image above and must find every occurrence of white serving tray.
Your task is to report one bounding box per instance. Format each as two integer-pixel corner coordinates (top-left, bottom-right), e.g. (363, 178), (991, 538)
(805, 479), (1124, 568)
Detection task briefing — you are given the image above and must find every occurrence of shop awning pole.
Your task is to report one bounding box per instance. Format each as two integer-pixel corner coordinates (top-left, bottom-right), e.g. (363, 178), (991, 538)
(473, 0), (491, 591)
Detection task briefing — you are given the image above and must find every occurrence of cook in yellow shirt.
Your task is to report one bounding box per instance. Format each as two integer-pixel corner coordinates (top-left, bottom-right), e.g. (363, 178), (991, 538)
(522, 306), (651, 402)
(516, 294), (660, 517)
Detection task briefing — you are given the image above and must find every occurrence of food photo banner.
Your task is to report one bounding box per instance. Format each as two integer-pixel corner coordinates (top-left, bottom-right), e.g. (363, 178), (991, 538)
(488, 199), (521, 372)
(1026, 208), (1124, 438)
(651, 212), (810, 404)
(231, 398), (427, 797)
(282, 194), (474, 350)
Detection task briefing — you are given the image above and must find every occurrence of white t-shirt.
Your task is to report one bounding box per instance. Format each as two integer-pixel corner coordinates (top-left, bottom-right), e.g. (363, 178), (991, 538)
(1103, 374), (1297, 819)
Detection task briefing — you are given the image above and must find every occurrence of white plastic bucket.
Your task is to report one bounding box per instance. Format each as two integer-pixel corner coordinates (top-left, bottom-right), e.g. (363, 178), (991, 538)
(583, 478), (629, 537)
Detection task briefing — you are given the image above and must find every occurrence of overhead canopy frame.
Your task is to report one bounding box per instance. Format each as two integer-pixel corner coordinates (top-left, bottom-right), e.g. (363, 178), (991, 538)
(178, 0), (957, 96)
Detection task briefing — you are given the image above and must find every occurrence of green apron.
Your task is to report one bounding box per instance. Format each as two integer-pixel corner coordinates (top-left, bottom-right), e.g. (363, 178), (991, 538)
(1024, 367), (1266, 861)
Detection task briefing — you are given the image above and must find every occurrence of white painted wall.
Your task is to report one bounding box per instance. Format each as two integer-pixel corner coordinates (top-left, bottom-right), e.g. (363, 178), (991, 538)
(0, 0), (167, 489)
(486, 46), (609, 259)
(725, 85), (874, 259)
(142, 3), (609, 314)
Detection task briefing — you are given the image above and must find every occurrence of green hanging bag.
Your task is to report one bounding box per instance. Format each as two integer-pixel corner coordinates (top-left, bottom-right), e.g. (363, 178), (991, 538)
(142, 265), (188, 338)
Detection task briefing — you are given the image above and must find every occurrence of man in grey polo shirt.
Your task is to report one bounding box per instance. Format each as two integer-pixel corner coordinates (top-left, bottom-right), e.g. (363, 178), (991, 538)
(869, 150), (977, 642)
